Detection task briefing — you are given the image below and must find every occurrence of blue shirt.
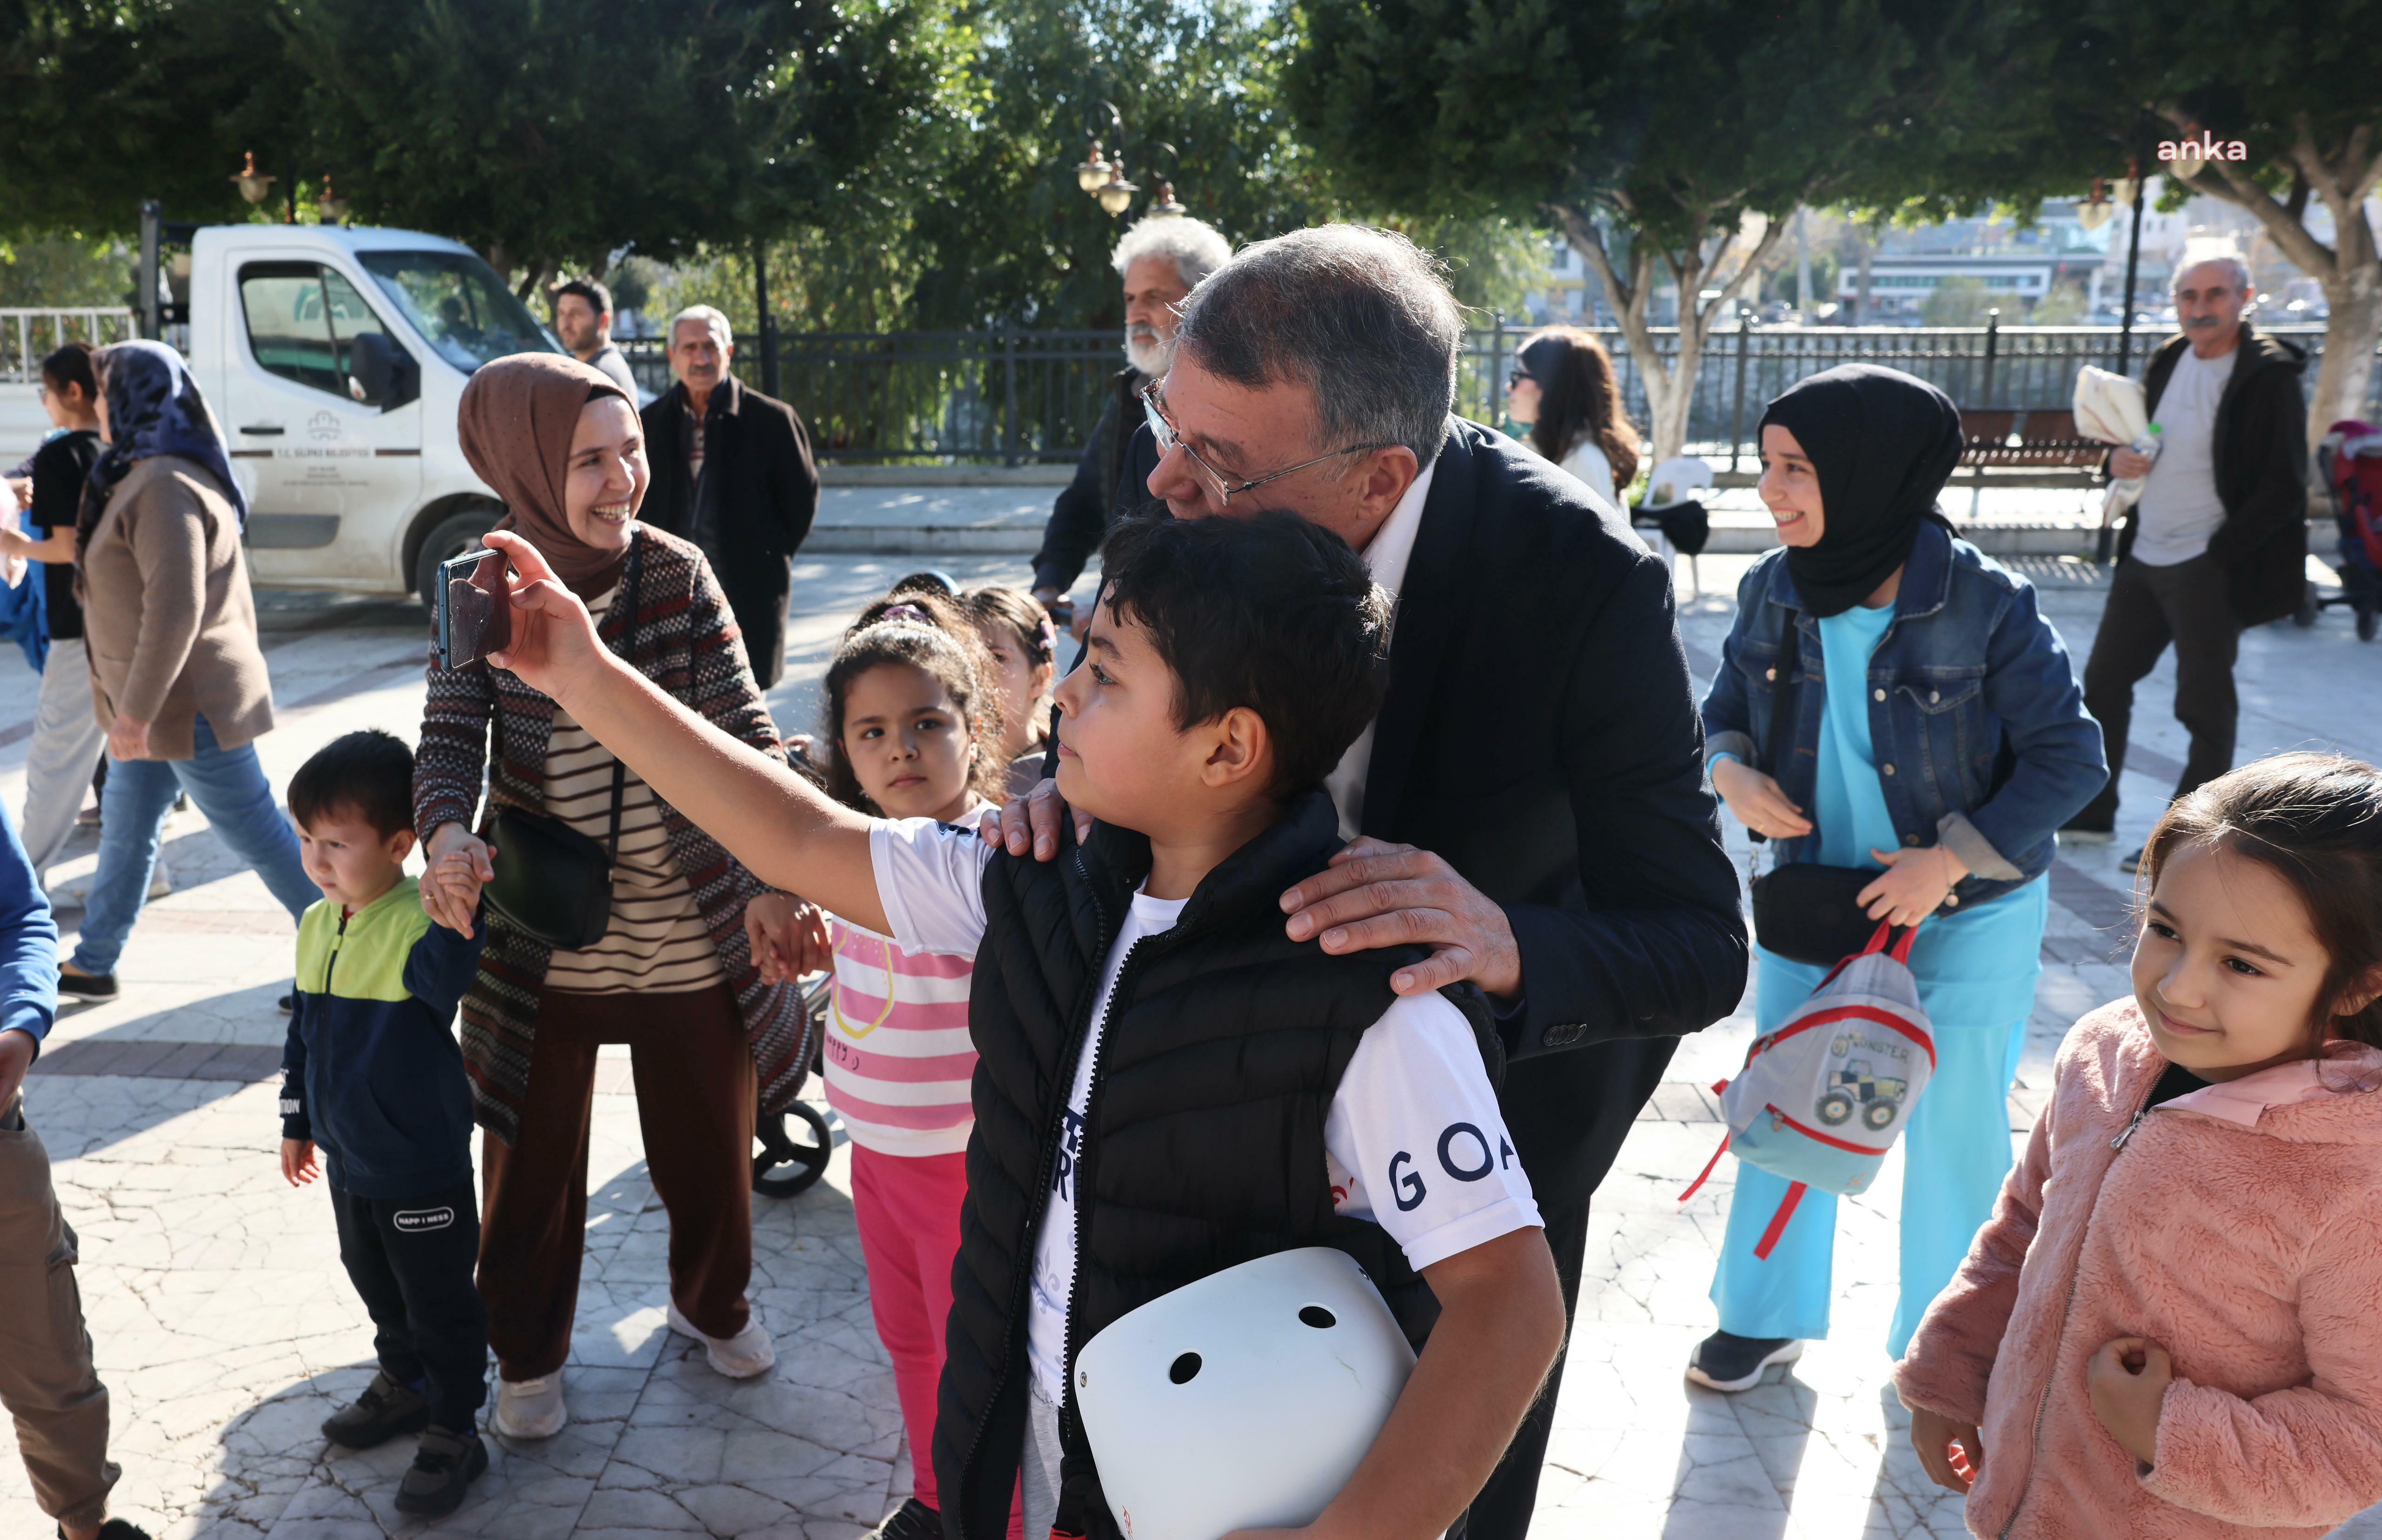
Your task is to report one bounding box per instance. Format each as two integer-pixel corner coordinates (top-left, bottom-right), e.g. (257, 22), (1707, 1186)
(0, 800), (60, 1048)
(1801, 602), (2045, 1023)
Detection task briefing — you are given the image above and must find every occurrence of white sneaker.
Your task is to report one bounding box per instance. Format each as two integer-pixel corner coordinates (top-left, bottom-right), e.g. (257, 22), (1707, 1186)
(492, 1373), (567, 1439)
(668, 1299), (775, 1379)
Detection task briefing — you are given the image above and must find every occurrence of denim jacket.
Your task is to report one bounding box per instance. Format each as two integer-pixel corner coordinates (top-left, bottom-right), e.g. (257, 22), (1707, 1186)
(1701, 520), (2107, 910)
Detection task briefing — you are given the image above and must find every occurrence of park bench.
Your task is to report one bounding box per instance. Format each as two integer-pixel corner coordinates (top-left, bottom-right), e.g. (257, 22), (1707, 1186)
(1957, 408), (2108, 475)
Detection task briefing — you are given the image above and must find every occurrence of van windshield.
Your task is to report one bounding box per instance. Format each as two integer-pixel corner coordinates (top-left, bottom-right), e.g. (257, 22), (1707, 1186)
(356, 250), (561, 372)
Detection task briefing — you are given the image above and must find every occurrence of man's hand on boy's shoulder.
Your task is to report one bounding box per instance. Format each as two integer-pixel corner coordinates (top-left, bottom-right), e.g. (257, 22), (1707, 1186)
(984, 788), (1521, 1002)
(1280, 838), (1520, 1002)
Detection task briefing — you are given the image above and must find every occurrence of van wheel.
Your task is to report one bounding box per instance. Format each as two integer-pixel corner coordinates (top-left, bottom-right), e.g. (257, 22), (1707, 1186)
(412, 507), (500, 614)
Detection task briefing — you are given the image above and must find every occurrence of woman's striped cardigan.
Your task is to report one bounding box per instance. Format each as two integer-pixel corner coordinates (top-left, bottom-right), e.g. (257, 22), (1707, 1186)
(412, 523), (816, 1143)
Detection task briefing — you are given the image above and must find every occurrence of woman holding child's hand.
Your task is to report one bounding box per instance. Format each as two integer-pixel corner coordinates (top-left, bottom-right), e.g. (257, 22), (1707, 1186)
(412, 355), (822, 1443)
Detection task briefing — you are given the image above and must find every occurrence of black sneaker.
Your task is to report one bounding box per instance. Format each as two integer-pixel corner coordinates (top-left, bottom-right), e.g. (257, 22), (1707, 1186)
(2058, 819), (2115, 846)
(58, 968), (118, 1002)
(1685, 1330), (1804, 1392)
(321, 1369), (431, 1449)
(57, 1522), (154, 1540)
(2121, 846), (2147, 875)
(395, 1424), (488, 1517)
(278, 989), (295, 1016)
(866, 1497), (943, 1540)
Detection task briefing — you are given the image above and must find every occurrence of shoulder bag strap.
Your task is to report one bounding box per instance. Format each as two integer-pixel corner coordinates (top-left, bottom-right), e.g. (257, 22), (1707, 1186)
(602, 537), (644, 864)
(1748, 610), (1801, 854)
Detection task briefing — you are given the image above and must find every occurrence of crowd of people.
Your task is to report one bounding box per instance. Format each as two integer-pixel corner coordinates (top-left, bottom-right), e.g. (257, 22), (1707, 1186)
(0, 207), (2375, 1540)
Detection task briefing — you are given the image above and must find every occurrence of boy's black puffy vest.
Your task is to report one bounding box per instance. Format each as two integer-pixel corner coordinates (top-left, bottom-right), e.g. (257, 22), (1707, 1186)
(931, 788), (1501, 1540)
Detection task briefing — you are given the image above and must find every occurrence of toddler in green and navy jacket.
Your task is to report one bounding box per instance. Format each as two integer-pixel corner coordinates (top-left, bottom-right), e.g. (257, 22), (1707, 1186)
(275, 730), (489, 1519)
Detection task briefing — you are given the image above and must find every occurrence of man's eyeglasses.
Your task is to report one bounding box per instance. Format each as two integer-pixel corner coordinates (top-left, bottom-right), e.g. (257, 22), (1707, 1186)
(1140, 382), (1398, 510)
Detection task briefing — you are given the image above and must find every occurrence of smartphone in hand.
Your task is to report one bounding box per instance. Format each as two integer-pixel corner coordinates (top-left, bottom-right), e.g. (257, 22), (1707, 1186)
(435, 548), (513, 671)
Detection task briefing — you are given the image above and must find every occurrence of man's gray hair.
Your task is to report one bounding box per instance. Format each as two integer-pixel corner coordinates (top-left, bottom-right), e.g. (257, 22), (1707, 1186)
(1111, 214), (1234, 292)
(2172, 254), (2252, 297)
(1170, 225), (1460, 467)
(669, 304), (733, 348)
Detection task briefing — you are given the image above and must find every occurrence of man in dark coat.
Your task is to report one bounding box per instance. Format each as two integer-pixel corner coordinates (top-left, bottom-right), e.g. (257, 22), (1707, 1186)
(993, 224), (1749, 1539)
(2066, 257), (2308, 868)
(639, 305), (819, 687)
(1030, 214), (1233, 624)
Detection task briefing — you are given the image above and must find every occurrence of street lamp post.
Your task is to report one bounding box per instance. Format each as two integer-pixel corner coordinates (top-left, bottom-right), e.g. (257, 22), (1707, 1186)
(1067, 101), (1184, 221)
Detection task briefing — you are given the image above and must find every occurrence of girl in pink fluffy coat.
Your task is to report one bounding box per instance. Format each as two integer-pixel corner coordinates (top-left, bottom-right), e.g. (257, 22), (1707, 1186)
(1895, 752), (2382, 1538)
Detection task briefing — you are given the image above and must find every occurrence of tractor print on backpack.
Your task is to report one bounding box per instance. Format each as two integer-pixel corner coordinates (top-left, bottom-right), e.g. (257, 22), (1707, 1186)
(1817, 1058), (1909, 1132)
(1680, 923), (1936, 1258)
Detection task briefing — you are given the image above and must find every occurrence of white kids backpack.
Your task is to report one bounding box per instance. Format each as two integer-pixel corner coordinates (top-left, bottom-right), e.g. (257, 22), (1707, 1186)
(1680, 921), (1936, 1256)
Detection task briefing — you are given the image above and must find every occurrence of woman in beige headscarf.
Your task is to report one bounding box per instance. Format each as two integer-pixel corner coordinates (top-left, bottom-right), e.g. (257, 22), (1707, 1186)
(412, 354), (823, 1440)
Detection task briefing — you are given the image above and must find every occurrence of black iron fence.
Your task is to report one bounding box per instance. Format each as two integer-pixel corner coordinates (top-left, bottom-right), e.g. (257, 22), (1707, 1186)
(624, 321), (2359, 466)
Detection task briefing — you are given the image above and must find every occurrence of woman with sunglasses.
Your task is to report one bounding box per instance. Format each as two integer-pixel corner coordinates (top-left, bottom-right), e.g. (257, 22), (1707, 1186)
(1504, 327), (1643, 509)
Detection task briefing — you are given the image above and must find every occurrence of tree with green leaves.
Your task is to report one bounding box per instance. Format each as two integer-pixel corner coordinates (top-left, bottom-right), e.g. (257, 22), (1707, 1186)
(279, 0), (968, 298)
(2, 0), (970, 301)
(1285, 0), (2055, 458)
(1919, 0), (2382, 447)
(0, 0), (308, 238)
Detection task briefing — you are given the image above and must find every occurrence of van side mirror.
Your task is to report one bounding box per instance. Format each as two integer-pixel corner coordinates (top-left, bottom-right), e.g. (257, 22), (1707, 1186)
(348, 333), (420, 411)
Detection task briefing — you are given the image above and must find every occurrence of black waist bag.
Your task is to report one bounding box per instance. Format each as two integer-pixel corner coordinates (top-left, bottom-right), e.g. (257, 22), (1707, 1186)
(485, 777), (622, 951)
(482, 543), (636, 951)
(1746, 610), (1892, 966)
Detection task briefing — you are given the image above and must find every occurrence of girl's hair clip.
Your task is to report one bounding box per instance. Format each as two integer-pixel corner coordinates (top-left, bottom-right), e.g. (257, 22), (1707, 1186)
(1037, 616), (1059, 654)
(879, 602), (932, 626)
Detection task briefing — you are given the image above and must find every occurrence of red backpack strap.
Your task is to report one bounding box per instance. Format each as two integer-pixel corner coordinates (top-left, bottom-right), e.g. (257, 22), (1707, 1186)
(1752, 1181), (1808, 1259)
(1888, 919), (1921, 964)
(1678, 1133), (1731, 1203)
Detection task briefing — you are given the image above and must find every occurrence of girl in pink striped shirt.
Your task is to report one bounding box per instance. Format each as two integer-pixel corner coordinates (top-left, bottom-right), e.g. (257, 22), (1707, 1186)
(749, 586), (1014, 1540)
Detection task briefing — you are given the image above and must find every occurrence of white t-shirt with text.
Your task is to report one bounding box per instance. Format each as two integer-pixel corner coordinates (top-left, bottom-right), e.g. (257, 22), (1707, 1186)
(870, 817), (1542, 1408)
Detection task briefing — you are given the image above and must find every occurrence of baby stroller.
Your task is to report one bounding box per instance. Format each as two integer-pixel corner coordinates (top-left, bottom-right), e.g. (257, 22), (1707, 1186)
(752, 972), (838, 1198)
(2307, 421), (2382, 641)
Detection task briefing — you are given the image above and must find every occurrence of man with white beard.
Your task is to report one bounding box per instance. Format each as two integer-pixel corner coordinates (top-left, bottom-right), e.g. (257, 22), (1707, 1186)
(1030, 214), (1232, 626)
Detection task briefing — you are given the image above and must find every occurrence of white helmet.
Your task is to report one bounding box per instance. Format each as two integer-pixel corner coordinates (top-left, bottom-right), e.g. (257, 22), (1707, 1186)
(1073, 1247), (1417, 1540)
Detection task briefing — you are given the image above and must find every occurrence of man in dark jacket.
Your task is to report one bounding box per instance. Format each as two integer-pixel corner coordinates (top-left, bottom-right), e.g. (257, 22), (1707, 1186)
(1030, 215), (1233, 623)
(994, 224), (1750, 1538)
(639, 305), (819, 687)
(2067, 258), (2308, 868)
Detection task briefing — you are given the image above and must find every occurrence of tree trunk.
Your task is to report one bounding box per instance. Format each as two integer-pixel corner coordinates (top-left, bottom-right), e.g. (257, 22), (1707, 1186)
(1855, 228), (1875, 325)
(2311, 264), (2382, 444)
(2164, 111), (2382, 453)
(1554, 202), (1783, 462)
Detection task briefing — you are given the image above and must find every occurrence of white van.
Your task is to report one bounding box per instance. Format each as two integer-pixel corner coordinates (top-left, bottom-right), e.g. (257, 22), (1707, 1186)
(183, 223), (565, 607)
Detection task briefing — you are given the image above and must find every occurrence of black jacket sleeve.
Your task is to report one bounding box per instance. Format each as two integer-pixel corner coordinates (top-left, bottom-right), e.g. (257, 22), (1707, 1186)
(2207, 359), (2310, 568)
(1501, 548), (1749, 1059)
(279, 992), (311, 1142)
(765, 399), (819, 559)
(1034, 394), (1124, 594)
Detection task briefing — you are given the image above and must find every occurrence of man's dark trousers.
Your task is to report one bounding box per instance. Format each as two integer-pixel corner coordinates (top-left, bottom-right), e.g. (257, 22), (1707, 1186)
(2075, 553), (2238, 825)
(328, 1181), (487, 1431)
(1462, 1200), (1589, 1538)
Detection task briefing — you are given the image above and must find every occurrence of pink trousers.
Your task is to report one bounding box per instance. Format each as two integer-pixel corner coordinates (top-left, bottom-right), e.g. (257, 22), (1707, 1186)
(850, 1144), (1024, 1530)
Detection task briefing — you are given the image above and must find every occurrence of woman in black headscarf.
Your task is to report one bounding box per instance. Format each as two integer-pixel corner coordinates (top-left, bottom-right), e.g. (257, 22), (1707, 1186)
(1686, 366), (2105, 1408)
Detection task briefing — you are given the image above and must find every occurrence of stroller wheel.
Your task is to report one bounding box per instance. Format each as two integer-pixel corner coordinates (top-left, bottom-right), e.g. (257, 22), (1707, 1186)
(754, 1101), (836, 1198)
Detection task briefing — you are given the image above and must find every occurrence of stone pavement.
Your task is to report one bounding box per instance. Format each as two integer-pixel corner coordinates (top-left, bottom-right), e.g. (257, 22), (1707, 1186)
(2, 542), (2379, 1539)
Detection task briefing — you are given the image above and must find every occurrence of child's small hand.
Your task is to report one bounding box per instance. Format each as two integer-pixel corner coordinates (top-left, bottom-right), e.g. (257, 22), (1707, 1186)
(2087, 1335), (2171, 1467)
(280, 1138), (319, 1187)
(1711, 758), (1813, 840)
(745, 892), (831, 984)
(1860, 844), (1970, 929)
(1907, 1405), (1983, 1492)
